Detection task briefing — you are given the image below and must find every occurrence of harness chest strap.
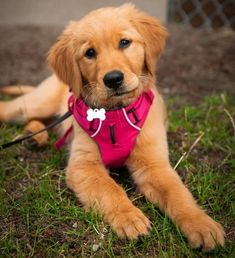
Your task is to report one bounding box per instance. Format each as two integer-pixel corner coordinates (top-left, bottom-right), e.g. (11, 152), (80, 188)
(55, 90), (154, 168)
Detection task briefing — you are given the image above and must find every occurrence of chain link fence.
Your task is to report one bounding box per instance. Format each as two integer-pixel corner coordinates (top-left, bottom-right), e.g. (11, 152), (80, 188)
(168, 0), (235, 30)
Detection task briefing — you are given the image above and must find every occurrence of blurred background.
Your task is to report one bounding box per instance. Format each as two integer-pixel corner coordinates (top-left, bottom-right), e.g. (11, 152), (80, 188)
(0, 0), (234, 101)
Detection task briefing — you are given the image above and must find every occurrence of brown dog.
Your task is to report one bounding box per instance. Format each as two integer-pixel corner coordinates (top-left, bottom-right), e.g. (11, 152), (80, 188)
(0, 4), (224, 251)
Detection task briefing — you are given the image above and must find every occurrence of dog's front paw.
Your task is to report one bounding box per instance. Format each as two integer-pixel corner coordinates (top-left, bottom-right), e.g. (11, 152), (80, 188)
(24, 120), (48, 148)
(181, 212), (225, 251)
(107, 206), (151, 239)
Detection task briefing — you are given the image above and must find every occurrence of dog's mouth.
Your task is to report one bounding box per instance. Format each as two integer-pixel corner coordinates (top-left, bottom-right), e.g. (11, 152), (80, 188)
(111, 88), (137, 97)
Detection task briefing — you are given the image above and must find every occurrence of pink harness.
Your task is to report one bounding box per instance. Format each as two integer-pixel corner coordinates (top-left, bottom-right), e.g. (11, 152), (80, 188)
(56, 90), (154, 168)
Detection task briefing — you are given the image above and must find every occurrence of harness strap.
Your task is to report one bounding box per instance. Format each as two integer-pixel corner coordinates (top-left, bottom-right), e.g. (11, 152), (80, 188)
(54, 125), (73, 150)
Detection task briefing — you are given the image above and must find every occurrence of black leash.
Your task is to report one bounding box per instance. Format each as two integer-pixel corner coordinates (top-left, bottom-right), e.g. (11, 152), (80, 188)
(0, 111), (72, 150)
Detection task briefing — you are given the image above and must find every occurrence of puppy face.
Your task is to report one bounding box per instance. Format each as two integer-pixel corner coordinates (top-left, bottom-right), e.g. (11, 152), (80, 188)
(48, 4), (167, 108)
(77, 15), (146, 108)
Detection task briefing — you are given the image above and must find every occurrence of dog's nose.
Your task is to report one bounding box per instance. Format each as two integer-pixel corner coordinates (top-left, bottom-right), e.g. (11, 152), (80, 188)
(103, 70), (124, 89)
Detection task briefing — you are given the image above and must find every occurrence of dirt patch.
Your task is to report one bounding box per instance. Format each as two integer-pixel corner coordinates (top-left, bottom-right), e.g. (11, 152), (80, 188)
(158, 25), (235, 103)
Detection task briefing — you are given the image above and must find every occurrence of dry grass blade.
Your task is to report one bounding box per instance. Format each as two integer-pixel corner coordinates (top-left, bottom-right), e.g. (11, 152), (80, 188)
(224, 108), (235, 135)
(174, 132), (205, 170)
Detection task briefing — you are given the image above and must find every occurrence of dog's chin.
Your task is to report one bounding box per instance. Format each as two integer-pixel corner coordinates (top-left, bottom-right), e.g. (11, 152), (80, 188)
(112, 88), (137, 97)
(106, 87), (141, 108)
(81, 81), (143, 109)
(84, 88), (140, 110)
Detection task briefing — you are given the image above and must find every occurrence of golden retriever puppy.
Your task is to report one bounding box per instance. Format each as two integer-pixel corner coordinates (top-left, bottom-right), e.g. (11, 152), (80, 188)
(0, 4), (224, 251)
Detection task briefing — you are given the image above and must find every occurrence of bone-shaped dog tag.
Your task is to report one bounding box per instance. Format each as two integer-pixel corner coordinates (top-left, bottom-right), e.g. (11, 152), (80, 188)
(87, 108), (106, 121)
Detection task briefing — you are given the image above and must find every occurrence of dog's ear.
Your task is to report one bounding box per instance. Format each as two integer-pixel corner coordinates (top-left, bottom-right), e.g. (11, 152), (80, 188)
(128, 6), (167, 77)
(48, 26), (81, 96)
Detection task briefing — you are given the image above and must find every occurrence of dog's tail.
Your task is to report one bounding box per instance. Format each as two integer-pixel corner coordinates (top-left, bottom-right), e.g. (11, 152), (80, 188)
(0, 85), (35, 95)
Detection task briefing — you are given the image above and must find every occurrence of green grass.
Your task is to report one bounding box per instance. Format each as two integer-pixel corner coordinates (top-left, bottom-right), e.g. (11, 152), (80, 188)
(0, 93), (234, 257)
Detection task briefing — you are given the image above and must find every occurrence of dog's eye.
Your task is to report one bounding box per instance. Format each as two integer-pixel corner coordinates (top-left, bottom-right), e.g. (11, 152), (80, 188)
(85, 48), (96, 59)
(119, 39), (131, 49)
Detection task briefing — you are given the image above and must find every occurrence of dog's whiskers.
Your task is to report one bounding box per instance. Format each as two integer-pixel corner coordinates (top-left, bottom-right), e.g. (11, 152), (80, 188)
(82, 82), (99, 107)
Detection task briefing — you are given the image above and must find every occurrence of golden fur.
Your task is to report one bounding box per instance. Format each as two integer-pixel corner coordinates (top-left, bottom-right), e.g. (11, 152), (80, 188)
(0, 4), (224, 251)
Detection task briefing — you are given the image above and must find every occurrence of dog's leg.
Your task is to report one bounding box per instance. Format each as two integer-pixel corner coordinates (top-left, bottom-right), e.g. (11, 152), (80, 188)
(127, 98), (225, 251)
(0, 75), (67, 123)
(66, 126), (151, 239)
